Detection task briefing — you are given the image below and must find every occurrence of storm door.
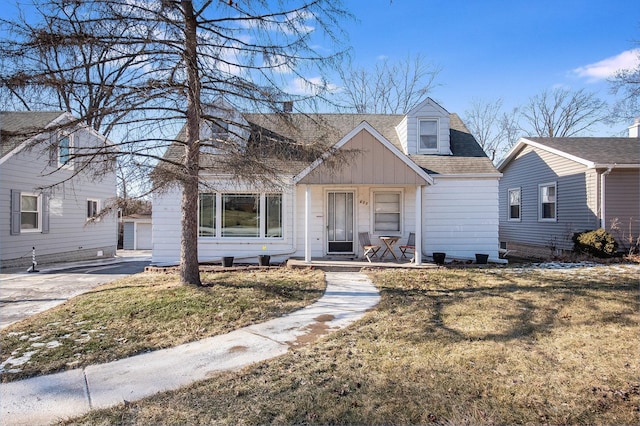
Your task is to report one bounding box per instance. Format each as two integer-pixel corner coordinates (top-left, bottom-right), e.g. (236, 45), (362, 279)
(327, 191), (354, 253)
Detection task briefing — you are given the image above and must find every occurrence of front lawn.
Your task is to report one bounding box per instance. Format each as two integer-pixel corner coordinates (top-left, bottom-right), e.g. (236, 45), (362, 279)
(64, 264), (639, 425)
(0, 268), (325, 382)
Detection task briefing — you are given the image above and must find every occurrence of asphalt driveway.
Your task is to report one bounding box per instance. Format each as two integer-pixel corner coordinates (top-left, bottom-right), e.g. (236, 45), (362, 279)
(0, 256), (150, 329)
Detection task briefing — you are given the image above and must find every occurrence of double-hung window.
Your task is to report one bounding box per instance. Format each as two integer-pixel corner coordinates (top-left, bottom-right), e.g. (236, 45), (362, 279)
(508, 188), (521, 221)
(418, 118), (438, 152)
(539, 182), (556, 221)
(373, 191), (401, 233)
(21, 193), (41, 231)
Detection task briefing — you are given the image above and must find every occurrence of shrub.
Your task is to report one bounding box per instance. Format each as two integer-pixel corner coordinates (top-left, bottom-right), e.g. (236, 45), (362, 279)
(572, 229), (618, 257)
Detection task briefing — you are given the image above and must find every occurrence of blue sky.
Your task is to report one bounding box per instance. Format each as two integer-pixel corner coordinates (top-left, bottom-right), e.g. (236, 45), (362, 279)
(337, 0), (639, 135)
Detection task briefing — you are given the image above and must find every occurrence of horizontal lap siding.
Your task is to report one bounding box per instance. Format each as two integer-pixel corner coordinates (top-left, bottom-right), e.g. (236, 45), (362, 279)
(1, 129), (117, 266)
(424, 177), (499, 259)
(605, 169), (640, 241)
(499, 146), (599, 251)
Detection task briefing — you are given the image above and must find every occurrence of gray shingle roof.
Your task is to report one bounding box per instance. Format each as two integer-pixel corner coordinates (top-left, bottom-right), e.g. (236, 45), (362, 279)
(163, 111), (498, 176)
(0, 111), (64, 158)
(525, 137), (640, 166)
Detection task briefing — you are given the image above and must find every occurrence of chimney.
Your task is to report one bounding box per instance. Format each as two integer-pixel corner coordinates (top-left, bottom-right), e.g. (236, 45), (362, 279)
(629, 117), (640, 138)
(282, 101), (293, 113)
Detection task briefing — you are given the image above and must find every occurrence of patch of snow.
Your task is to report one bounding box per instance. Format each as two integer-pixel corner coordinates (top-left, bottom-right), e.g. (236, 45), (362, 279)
(0, 350), (37, 373)
(46, 341), (62, 349)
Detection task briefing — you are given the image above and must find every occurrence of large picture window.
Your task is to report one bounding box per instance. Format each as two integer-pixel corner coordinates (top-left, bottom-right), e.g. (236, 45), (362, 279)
(199, 192), (282, 238)
(418, 119), (438, 151)
(508, 188), (521, 221)
(222, 194), (259, 237)
(373, 192), (401, 232)
(539, 183), (556, 221)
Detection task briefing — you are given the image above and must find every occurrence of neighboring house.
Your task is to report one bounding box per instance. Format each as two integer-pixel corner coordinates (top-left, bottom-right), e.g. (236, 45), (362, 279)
(497, 121), (640, 258)
(0, 111), (117, 269)
(152, 97), (501, 265)
(122, 213), (152, 250)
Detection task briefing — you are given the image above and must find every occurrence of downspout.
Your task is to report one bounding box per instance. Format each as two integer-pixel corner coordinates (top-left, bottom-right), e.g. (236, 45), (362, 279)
(600, 166), (613, 229)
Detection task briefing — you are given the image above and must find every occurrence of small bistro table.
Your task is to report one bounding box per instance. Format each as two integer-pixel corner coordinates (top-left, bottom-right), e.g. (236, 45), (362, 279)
(379, 236), (400, 261)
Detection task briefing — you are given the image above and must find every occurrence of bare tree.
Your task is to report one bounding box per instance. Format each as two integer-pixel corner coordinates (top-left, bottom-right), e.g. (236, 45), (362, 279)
(463, 98), (523, 162)
(0, 0), (351, 285)
(337, 53), (440, 114)
(521, 87), (608, 137)
(609, 48), (640, 123)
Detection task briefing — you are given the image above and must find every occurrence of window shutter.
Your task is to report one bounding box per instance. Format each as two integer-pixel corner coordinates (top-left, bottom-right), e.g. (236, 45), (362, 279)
(10, 190), (21, 235)
(42, 193), (50, 234)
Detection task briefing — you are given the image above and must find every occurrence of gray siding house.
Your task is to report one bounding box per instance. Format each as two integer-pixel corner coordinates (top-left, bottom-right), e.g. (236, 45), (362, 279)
(0, 111), (117, 269)
(497, 124), (640, 258)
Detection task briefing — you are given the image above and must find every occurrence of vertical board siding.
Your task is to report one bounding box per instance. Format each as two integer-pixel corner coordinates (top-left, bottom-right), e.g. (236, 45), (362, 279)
(1, 128), (117, 267)
(499, 145), (601, 251)
(298, 130), (426, 185)
(423, 177), (499, 259)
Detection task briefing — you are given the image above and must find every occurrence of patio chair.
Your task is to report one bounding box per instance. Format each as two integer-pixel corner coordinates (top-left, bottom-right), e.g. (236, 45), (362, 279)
(400, 232), (416, 259)
(358, 232), (381, 262)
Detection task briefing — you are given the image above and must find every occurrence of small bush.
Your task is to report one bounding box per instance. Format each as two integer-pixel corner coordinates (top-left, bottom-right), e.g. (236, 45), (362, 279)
(572, 229), (618, 257)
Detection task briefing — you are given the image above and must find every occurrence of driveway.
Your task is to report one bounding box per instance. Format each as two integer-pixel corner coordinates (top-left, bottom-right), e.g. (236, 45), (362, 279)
(0, 254), (150, 329)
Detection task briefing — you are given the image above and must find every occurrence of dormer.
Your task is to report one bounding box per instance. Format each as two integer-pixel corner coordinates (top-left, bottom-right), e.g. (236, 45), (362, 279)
(395, 97), (452, 155)
(200, 97), (250, 154)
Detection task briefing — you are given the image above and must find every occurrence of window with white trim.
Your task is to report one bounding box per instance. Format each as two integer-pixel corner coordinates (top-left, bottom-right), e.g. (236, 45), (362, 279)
(58, 134), (72, 168)
(198, 193), (283, 238)
(87, 199), (99, 219)
(508, 188), (521, 221)
(21, 193), (41, 232)
(539, 182), (556, 221)
(418, 118), (438, 152)
(373, 191), (401, 233)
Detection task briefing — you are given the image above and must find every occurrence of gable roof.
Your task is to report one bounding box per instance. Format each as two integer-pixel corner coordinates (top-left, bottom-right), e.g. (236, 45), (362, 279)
(293, 121), (432, 185)
(162, 110), (498, 177)
(0, 111), (65, 159)
(498, 137), (640, 171)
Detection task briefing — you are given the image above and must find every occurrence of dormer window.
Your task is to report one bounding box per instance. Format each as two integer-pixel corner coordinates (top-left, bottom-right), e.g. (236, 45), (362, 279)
(418, 118), (438, 152)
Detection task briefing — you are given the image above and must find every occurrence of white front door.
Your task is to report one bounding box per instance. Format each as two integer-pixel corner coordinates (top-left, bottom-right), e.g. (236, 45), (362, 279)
(327, 191), (354, 253)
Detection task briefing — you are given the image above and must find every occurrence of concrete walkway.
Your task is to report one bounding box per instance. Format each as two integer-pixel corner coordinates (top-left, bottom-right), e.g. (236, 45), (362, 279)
(0, 272), (380, 426)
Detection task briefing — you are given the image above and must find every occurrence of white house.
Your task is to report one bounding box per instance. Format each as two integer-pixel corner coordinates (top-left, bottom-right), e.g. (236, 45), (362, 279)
(0, 111), (117, 269)
(152, 98), (501, 265)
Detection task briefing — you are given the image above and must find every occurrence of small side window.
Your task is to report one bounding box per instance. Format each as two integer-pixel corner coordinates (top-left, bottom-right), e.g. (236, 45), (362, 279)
(508, 188), (521, 221)
(87, 199), (99, 219)
(58, 134), (73, 168)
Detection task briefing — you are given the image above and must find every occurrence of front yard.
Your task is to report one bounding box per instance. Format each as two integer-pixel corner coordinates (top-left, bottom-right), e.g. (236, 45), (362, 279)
(2, 263), (638, 425)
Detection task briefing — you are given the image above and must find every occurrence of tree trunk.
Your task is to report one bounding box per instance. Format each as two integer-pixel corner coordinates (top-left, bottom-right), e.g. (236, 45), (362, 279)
(179, 0), (202, 286)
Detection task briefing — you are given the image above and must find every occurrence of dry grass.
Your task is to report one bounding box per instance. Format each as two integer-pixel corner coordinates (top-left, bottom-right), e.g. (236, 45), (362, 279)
(65, 264), (640, 425)
(0, 268), (325, 382)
